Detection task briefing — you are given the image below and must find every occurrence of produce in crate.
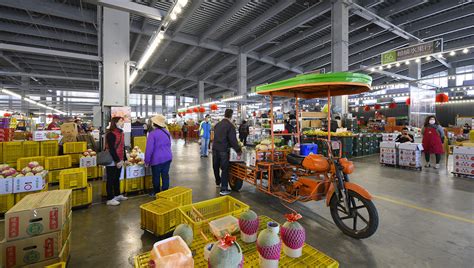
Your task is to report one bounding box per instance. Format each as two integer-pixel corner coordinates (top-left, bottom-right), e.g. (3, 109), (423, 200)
(281, 213), (305, 258)
(208, 234), (244, 268)
(257, 222), (281, 268)
(0, 164), (11, 172)
(238, 210), (259, 243)
(127, 146), (145, 166)
(172, 224), (193, 247)
(81, 149), (97, 157)
(1, 167), (17, 178)
(28, 161), (40, 168)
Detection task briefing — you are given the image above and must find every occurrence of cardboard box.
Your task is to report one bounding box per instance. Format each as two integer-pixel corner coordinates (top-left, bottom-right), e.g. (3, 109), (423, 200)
(126, 165), (145, 179)
(380, 141), (398, 148)
(382, 133), (398, 142)
(60, 123), (77, 136)
(3, 231), (64, 267)
(12, 176), (46, 194)
(32, 131), (62, 142)
(398, 143), (423, 151)
(453, 146), (474, 155)
(5, 190), (72, 241)
(301, 120), (311, 128)
(21, 232), (71, 268)
(310, 120), (322, 128)
(79, 156), (96, 167)
(0, 178), (13, 195)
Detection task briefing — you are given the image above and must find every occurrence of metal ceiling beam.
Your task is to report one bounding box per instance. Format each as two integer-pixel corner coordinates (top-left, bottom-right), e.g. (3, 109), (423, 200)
(199, 0), (250, 40)
(377, 0), (428, 18)
(248, 64), (274, 80)
(0, 33), (97, 55)
(0, 0), (96, 23)
(0, 53), (24, 71)
(222, 0), (295, 47)
(0, 43), (100, 61)
(241, 1), (331, 53)
(95, 0), (164, 21)
(346, 0), (451, 68)
(199, 56), (236, 81)
(0, 22), (97, 46)
(0, 71), (98, 82)
(248, 69), (288, 88)
(23, 65), (96, 76)
(15, 58), (97, 69)
(168, 46), (196, 72)
(130, 0), (159, 59)
(185, 51), (218, 76)
(0, 9), (97, 35)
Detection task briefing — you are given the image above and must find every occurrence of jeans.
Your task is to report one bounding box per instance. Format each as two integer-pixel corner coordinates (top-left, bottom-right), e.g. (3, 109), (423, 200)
(151, 160), (172, 194)
(425, 153), (441, 164)
(106, 166), (122, 201)
(200, 138), (210, 156)
(239, 135), (248, 146)
(213, 151), (230, 191)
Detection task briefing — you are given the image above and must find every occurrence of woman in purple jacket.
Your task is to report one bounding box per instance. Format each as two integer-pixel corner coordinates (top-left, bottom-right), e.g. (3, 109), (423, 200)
(145, 115), (173, 194)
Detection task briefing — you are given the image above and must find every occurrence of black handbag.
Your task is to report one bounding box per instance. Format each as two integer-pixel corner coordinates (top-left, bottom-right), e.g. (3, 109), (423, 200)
(97, 133), (122, 166)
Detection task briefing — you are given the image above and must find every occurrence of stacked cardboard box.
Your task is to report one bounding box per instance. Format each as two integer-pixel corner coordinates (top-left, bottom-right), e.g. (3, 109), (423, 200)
(1, 190), (72, 268)
(380, 142), (399, 165)
(382, 133), (398, 142)
(453, 146), (474, 176)
(398, 143), (423, 168)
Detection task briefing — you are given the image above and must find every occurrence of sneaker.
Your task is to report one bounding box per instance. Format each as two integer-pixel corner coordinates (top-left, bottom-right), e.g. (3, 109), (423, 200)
(435, 164), (440, 169)
(114, 195), (128, 201)
(219, 189), (231, 196)
(106, 199), (120, 206)
(148, 192), (156, 197)
(424, 163), (431, 168)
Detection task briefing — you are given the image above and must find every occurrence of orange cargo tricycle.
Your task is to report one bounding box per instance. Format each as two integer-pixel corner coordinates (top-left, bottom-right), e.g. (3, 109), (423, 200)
(229, 72), (379, 239)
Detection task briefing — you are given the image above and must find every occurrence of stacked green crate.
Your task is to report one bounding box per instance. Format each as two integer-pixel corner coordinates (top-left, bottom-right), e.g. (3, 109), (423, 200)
(340, 136), (353, 158)
(368, 135), (377, 155)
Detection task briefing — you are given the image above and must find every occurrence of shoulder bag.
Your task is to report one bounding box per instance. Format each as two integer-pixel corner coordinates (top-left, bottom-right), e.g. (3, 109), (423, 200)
(97, 133), (123, 166)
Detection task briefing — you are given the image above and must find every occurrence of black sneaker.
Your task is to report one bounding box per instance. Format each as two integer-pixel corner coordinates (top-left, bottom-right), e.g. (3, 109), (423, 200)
(219, 189), (231, 196)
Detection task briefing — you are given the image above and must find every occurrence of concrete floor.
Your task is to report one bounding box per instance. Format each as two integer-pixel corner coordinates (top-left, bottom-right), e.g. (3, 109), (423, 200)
(3, 140), (473, 267)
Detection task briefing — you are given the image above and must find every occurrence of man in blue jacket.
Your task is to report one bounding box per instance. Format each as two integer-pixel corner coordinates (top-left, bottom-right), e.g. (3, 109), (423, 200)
(199, 114), (212, 157)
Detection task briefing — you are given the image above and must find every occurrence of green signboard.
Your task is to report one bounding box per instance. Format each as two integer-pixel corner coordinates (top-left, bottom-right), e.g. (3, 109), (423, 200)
(381, 39), (443, 65)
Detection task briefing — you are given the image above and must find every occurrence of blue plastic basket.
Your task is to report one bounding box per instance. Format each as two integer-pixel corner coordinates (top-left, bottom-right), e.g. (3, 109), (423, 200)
(300, 143), (318, 156)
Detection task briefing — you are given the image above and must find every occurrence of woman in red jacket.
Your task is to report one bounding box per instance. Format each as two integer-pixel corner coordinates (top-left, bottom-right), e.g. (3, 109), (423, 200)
(105, 117), (128, 206)
(422, 116), (445, 169)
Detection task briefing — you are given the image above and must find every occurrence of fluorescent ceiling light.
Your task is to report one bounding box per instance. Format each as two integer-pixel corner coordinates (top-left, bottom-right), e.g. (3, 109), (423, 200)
(23, 97), (37, 104)
(449, 51), (456, 56)
(1, 89), (22, 99)
(405, 60), (410, 65)
(425, 56), (431, 60)
(415, 58), (420, 63)
(129, 70), (139, 84)
(463, 48), (469, 54)
(395, 62), (400, 67)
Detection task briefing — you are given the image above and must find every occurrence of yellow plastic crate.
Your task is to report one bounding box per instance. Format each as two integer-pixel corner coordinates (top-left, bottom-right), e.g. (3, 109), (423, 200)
(140, 199), (181, 236)
(87, 166), (99, 179)
(0, 142), (3, 163)
(22, 141), (40, 157)
(0, 194), (15, 213)
(16, 156), (45, 171)
(156, 186), (192, 206)
(47, 169), (62, 183)
(69, 153), (82, 166)
(63, 141), (87, 154)
(125, 177), (144, 193)
(144, 175), (153, 190)
(101, 180), (125, 197)
(178, 196), (249, 238)
(59, 167), (87, 189)
(2, 141), (23, 164)
(133, 136), (147, 152)
(45, 155), (72, 170)
(72, 184), (92, 207)
(134, 215), (339, 268)
(45, 262), (66, 268)
(98, 166), (104, 177)
(40, 140), (58, 156)
(14, 184), (49, 203)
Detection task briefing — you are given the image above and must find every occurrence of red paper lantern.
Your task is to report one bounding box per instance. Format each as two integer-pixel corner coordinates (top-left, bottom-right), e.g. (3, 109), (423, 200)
(374, 104), (381, 110)
(406, 97), (410, 106)
(364, 105), (371, 112)
(199, 107), (206, 113)
(210, 104), (218, 111)
(193, 107), (199, 113)
(435, 93), (449, 103)
(186, 109), (192, 114)
(388, 102), (397, 109)
(3, 113), (11, 117)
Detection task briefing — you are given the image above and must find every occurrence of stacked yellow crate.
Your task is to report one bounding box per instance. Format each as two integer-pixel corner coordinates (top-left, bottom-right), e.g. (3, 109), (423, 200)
(59, 167), (92, 208)
(40, 140), (59, 156)
(63, 141), (86, 167)
(2, 141), (23, 169)
(45, 155), (72, 183)
(2, 190), (72, 267)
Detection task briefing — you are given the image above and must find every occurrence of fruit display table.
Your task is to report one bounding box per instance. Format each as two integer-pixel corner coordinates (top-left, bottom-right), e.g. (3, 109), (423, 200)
(134, 215), (338, 267)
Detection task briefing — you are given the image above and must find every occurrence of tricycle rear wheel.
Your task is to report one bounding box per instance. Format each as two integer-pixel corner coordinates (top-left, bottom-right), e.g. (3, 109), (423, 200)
(229, 174), (243, 191)
(329, 190), (378, 239)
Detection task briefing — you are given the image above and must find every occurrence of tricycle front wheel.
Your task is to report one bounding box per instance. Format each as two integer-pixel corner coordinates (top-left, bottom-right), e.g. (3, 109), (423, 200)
(229, 174), (243, 191)
(329, 190), (378, 239)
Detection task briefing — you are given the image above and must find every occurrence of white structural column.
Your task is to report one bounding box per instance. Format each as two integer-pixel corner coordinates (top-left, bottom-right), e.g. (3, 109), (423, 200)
(198, 81), (205, 104)
(162, 94), (166, 114)
(237, 53), (247, 120)
(102, 7), (130, 106)
(331, 0), (349, 115)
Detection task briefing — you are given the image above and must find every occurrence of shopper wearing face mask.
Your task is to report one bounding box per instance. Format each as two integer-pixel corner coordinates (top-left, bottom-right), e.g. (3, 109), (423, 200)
(105, 117), (128, 206)
(421, 116), (445, 169)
